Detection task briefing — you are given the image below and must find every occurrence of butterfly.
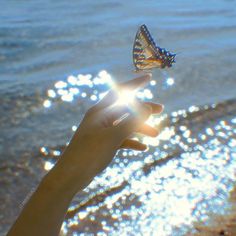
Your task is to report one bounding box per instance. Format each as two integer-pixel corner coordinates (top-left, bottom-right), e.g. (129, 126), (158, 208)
(133, 24), (176, 71)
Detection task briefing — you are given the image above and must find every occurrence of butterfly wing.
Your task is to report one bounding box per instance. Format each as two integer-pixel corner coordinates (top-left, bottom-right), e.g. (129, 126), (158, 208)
(133, 24), (158, 71)
(133, 24), (176, 71)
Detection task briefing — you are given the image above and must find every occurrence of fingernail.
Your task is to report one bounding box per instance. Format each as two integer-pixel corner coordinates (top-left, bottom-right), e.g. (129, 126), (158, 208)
(142, 73), (152, 81)
(144, 146), (149, 152)
(160, 104), (164, 110)
(139, 73), (150, 78)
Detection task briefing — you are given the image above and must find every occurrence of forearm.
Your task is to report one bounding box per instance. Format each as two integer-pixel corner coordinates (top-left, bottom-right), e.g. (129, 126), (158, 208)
(7, 152), (91, 236)
(7, 74), (159, 236)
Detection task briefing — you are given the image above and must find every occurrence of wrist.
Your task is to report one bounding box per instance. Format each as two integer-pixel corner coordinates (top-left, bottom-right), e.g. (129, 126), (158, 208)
(43, 155), (93, 199)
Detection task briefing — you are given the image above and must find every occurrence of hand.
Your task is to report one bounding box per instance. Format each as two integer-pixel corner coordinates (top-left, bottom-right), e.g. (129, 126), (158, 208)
(6, 74), (164, 236)
(58, 74), (163, 189)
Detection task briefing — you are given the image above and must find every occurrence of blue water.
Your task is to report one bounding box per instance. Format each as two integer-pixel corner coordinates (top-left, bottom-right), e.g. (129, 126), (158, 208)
(1, 0), (236, 235)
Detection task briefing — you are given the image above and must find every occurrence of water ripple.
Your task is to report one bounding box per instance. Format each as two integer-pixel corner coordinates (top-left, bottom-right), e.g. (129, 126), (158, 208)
(39, 71), (236, 235)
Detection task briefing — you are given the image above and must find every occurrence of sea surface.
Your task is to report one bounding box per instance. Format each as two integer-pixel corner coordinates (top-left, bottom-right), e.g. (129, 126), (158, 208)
(1, 0), (236, 235)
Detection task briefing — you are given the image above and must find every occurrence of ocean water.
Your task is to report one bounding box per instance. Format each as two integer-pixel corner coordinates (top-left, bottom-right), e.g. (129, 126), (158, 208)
(1, 0), (236, 235)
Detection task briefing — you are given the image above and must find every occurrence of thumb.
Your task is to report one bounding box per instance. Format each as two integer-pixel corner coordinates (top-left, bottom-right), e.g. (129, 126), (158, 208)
(114, 104), (152, 140)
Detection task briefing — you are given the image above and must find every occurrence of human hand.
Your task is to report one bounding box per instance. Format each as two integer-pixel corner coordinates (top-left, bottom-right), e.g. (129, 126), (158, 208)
(58, 74), (163, 188)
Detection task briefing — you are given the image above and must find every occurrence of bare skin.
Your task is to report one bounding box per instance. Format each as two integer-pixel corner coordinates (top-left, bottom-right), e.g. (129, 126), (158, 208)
(7, 74), (163, 236)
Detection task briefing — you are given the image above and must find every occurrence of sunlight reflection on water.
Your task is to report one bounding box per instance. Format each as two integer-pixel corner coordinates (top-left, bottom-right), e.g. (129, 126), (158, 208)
(40, 71), (236, 235)
(42, 70), (159, 109)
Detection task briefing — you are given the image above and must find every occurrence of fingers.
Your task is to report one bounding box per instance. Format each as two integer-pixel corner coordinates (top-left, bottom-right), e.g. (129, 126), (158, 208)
(131, 102), (163, 136)
(110, 109), (160, 137)
(114, 104), (152, 140)
(143, 102), (164, 114)
(118, 74), (151, 90)
(137, 123), (159, 137)
(95, 74), (152, 110)
(119, 139), (147, 151)
(94, 90), (118, 111)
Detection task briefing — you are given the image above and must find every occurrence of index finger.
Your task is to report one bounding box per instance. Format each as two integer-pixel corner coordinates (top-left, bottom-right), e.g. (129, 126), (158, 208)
(118, 73), (152, 90)
(97, 74), (152, 110)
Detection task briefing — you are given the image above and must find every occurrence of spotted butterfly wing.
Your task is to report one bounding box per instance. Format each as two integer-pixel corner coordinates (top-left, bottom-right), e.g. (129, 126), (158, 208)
(133, 24), (176, 71)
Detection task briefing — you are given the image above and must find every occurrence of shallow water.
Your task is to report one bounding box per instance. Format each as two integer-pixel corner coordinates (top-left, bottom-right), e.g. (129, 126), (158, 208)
(41, 74), (236, 235)
(1, 0), (236, 235)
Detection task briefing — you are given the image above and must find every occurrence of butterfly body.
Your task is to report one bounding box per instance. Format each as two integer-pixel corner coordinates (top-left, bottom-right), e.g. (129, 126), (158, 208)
(133, 24), (176, 71)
